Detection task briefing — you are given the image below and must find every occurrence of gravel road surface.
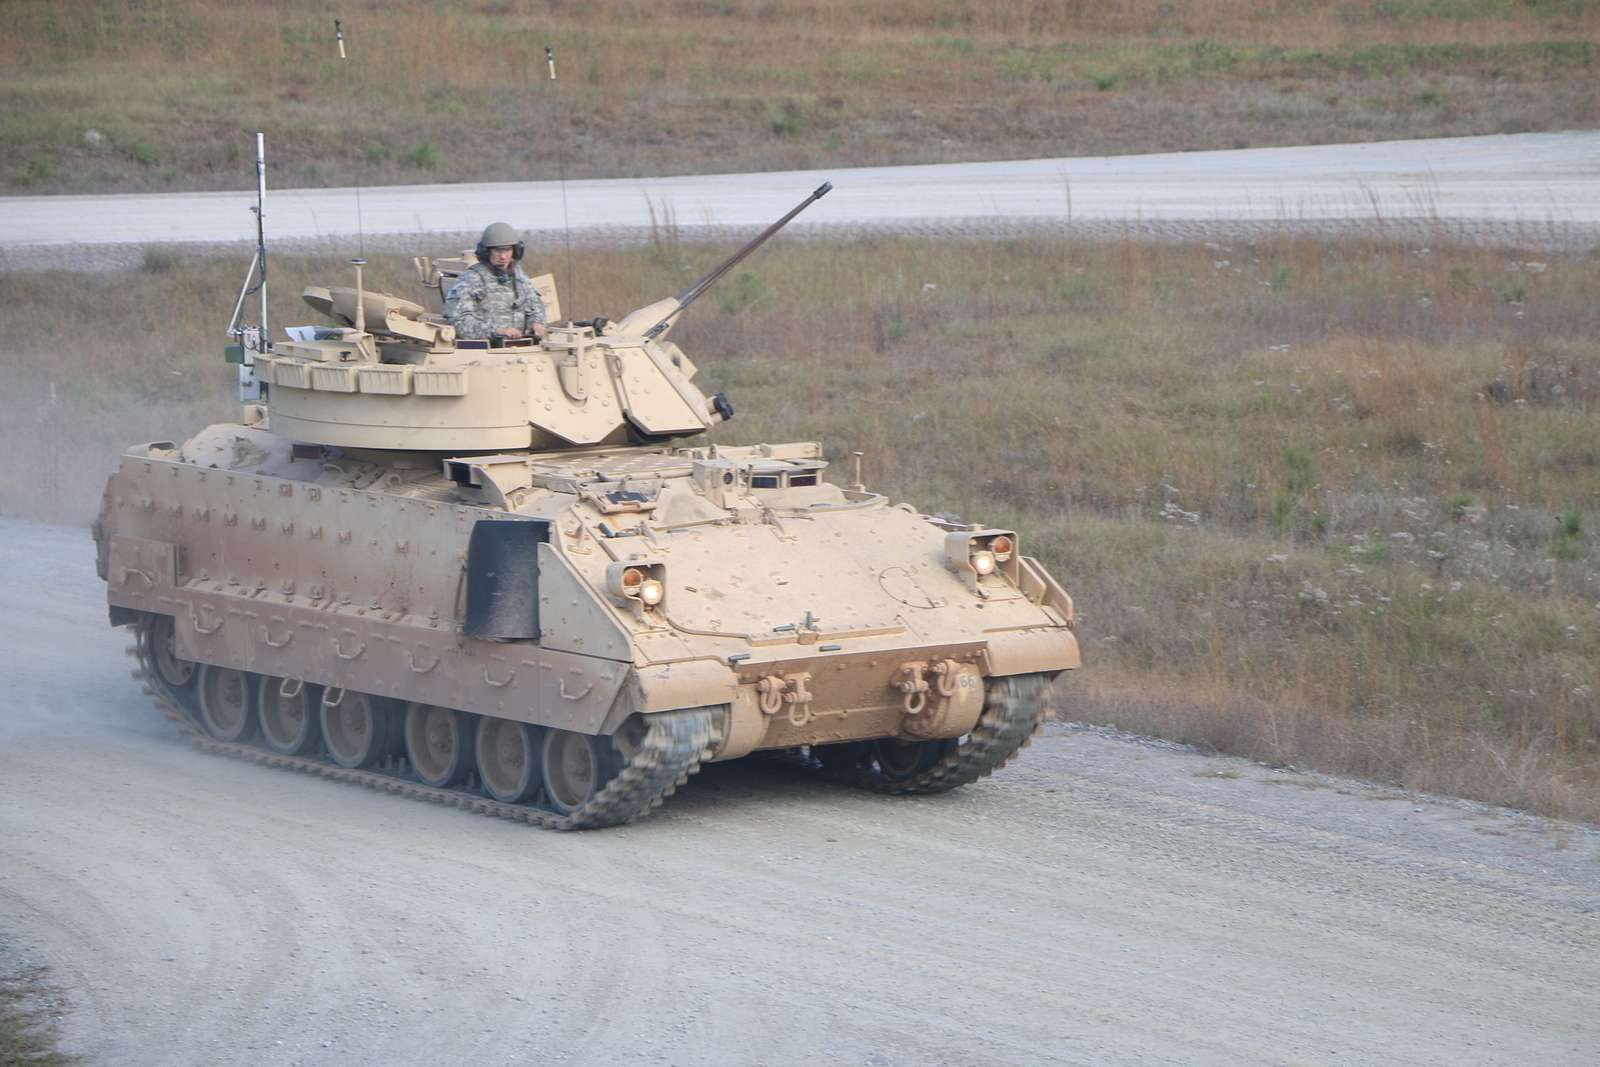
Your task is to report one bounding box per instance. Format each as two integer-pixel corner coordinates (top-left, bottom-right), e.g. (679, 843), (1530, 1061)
(1, 517), (1596, 1066)
(1, 132), (1596, 257)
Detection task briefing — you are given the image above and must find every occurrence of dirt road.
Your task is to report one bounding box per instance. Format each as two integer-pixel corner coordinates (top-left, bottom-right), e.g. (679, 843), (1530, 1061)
(1, 132), (1596, 254)
(1, 517), (1595, 1066)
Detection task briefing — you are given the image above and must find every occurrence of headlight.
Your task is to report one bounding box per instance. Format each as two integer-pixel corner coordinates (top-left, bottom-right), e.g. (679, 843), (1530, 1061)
(606, 560), (667, 614)
(943, 529), (1020, 593)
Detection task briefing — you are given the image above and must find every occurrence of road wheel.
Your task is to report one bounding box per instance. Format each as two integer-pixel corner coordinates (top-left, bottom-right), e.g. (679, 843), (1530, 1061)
(541, 729), (623, 816)
(197, 664), (256, 742)
(476, 717), (541, 803)
(320, 690), (395, 769)
(147, 613), (197, 690)
(405, 703), (474, 789)
(873, 737), (956, 783)
(257, 675), (320, 755)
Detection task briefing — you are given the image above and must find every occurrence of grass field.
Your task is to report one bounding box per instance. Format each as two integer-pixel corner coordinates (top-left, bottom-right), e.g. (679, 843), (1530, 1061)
(3, 0), (1597, 194)
(1, 229), (1595, 821)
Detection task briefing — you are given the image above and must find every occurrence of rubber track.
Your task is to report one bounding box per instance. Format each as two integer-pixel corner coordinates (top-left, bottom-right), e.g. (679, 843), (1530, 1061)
(128, 614), (719, 831)
(819, 672), (1050, 795)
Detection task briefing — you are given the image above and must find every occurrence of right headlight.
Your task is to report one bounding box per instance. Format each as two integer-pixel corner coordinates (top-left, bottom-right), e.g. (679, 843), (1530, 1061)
(944, 529), (1021, 592)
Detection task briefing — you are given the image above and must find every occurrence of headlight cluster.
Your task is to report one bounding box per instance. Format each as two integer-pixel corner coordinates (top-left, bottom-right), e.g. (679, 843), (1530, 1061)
(607, 561), (667, 614)
(944, 530), (1019, 591)
(971, 535), (1014, 576)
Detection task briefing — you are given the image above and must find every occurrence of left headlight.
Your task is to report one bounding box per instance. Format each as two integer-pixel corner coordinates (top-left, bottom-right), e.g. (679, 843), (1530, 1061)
(607, 560), (667, 614)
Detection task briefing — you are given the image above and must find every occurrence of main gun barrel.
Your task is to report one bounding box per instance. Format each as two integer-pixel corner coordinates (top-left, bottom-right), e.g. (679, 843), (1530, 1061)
(644, 182), (832, 339)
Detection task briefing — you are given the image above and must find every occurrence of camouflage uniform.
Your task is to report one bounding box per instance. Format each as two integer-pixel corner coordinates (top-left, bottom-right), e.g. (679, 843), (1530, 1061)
(444, 262), (548, 340)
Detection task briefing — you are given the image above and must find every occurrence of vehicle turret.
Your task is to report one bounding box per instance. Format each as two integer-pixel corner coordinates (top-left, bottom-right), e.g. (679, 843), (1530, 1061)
(255, 184), (832, 454)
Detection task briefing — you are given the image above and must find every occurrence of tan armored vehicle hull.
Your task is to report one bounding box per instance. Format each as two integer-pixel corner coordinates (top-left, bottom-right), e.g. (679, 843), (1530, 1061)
(96, 195), (1079, 829)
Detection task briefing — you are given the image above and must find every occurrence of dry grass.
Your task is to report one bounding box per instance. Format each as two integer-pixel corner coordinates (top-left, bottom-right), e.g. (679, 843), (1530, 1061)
(2, 0), (1596, 193)
(0, 962), (71, 1066)
(1, 228), (1597, 821)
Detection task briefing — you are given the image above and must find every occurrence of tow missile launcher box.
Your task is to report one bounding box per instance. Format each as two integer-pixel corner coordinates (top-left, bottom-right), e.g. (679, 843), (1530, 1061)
(94, 185), (1080, 829)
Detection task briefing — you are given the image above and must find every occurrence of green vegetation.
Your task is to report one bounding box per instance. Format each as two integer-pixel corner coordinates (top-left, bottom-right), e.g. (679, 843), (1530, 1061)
(1555, 507), (1588, 560)
(1271, 445), (1319, 537)
(400, 142), (438, 170)
(717, 270), (770, 315)
(1, 231), (1596, 821)
(2, 0), (1596, 193)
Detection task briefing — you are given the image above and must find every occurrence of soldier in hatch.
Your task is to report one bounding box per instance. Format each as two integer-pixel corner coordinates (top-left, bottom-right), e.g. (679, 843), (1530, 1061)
(444, 222), (548, 341)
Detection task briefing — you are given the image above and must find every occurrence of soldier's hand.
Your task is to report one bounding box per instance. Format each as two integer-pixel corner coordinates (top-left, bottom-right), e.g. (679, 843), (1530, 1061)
(495, 326), (524, 339)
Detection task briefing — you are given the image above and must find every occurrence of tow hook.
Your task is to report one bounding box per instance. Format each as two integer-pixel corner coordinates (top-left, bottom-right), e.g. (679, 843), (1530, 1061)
(897, 661), (932, 714)
(758, 672), (815, 726)
(899, 658), (985, 739)
(899, 659), (964, 715)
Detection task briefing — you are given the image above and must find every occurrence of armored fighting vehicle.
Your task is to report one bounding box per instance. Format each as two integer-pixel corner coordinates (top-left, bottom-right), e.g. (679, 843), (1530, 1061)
(94, 185), (1080, 829)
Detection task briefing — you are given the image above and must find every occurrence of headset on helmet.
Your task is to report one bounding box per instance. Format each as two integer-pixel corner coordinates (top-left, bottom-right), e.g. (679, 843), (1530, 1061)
(475, 221), (525, 265)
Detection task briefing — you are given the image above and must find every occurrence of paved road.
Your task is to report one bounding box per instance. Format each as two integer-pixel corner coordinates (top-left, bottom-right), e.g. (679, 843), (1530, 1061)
(2, 132), (1595, 250)
(1, 518), (1596, 1066)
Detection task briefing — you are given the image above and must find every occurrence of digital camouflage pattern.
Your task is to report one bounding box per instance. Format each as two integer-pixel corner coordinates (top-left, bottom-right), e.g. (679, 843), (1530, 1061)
(444, 262), (548, 339)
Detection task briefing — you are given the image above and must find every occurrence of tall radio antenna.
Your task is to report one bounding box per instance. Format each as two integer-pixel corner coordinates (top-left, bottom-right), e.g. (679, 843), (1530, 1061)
(546, 45), (575, 312)
(225, 132), (269, 405)
(334, 17), (366, 259)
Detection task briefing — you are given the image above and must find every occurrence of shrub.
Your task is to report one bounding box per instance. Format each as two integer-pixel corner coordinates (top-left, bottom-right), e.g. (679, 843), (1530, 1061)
(140, 245), (180, 273)
(122, 137), (158, 165)
(1271, 445), (1318, 536)
(401, 142), (438, 169)
(718, 270), (767, 314)
(1554, 508), (1586, 560)
(16, 157), (52, 186)
(767, 101), (803, 137)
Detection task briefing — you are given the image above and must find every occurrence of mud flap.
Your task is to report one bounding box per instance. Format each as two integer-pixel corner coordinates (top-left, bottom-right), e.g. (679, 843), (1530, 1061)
(463, 518), (551, 641)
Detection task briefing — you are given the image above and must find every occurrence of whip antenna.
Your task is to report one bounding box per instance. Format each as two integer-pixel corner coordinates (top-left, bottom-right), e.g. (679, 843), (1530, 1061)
(546, 45), (575, 313)
(334, 18), (365, 259)
(225, 132), (269, 404)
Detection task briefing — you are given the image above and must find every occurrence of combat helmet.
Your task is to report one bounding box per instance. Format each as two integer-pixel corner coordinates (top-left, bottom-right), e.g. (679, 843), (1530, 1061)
(475, 222), (525, 264)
